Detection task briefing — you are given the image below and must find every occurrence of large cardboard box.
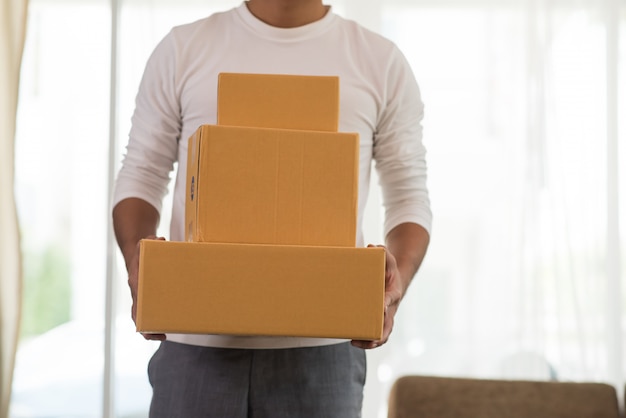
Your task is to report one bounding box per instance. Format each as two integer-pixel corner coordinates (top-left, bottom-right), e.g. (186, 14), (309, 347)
(217, 73), (339, 131)
(136, 239), (385, 340)
(185, 125), (359, 246)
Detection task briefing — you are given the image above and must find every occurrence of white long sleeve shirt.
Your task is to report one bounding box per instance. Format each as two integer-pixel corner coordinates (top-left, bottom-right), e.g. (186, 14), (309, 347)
(113, 2), (431, 349)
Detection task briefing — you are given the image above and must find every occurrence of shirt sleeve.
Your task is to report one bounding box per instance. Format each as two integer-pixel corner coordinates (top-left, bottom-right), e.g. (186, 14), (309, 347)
(112, 30), (181, 214)
(373, 46), (432, 237)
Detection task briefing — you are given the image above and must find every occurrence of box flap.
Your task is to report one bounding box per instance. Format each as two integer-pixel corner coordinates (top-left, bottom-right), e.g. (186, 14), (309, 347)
(185, 129), (202, 241)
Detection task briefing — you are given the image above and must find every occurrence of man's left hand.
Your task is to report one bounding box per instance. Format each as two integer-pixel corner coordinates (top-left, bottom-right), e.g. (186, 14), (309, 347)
(351, 245), (403, 349)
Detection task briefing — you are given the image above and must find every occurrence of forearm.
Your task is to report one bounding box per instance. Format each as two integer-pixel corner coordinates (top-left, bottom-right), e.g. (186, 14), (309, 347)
(385, 222), (430, 297)
(112, 197), (160, 270)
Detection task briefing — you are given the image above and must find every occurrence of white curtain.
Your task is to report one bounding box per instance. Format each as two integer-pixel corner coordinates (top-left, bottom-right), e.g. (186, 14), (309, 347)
(0, 0), (28, 417)
(361, 0), (625, 416)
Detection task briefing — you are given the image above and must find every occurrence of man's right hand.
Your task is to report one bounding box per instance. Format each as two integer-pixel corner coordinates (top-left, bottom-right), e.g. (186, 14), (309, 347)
(127, 235), (167, 341)
(113, 198), (166, 341)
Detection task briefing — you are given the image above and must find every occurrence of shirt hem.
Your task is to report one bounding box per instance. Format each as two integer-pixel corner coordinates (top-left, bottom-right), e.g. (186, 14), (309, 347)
(166, 333), (349, 349)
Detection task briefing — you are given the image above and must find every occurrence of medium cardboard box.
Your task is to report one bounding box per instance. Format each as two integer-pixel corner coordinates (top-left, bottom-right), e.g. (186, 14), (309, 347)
(185, 124), (359, 246)
(217, 73), (339, 131)
(136, 239), (385, 340)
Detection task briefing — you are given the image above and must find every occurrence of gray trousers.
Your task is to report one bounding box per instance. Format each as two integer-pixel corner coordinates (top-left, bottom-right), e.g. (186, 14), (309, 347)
(147, 340), (366, 418)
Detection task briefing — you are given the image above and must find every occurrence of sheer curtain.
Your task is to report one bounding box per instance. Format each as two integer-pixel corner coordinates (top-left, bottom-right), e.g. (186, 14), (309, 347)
(0, 0), (28, 416)
(361, 0), (625, 416)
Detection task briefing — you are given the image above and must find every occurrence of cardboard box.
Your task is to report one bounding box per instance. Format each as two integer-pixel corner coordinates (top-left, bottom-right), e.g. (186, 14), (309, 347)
(217, 73), (339, 131)
(136, 239), (385, 340)
(185, 125), (359, 246)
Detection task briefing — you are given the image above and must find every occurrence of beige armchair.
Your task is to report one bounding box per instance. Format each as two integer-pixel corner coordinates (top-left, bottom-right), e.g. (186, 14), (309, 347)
(388, 375), (620, 418)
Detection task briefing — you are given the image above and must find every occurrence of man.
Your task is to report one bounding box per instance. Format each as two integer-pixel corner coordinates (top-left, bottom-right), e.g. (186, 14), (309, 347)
(112, 0), (431, 416)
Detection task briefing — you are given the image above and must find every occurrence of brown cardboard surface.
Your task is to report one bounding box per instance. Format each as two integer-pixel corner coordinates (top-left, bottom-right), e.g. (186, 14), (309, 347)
(217, 73), (339, 131)
(185, 124), (359, 246)
(136, 239), (385, 340)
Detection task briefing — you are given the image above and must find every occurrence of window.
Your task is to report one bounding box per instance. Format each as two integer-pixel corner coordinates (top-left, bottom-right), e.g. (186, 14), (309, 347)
(12, 1), (110, 416)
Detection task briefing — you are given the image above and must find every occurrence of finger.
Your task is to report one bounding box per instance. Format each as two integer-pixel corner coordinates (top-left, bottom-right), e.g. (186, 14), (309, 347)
(384, 295), (393, 311)
(142, 332), (166, 341)
(352, 336), (389, 349)
(351, 340), (379, 349)
(366, 243), (387, 249)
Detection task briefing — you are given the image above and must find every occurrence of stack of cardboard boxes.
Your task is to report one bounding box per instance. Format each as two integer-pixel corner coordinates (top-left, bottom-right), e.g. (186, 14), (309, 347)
(136, 73), (385, 340)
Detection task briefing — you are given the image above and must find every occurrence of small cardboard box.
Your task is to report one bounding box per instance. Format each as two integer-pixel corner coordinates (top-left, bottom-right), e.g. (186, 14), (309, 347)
(217, 73), (339, 131)
(136, 239), (385, 340)
(185, 125), (359, 246)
